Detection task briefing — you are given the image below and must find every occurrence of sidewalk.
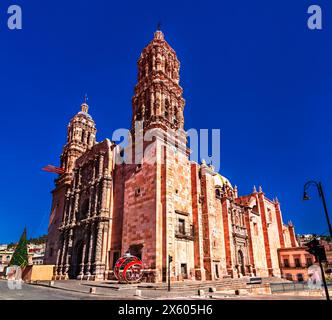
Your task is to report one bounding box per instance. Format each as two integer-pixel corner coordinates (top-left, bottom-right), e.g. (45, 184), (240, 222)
(28, 280), (233, 299)
(25, 280), (326, 300)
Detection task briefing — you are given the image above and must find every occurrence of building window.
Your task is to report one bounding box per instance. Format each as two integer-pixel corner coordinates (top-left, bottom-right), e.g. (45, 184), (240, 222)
(215, 264), (220, 279)
(283, 259), (290, 268)
(181, 263), (188, 279)
(297, 273), (304, 282)
(135, 188), (141, 197)
(285, 273), (293, 281)
(215, 188), (221, 198)
(178, 219), (185, 235)
(294, 258), (301, 267)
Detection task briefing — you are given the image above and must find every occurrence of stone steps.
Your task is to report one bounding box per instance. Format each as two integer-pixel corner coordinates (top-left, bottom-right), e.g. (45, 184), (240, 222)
(137, 277), (290, 292)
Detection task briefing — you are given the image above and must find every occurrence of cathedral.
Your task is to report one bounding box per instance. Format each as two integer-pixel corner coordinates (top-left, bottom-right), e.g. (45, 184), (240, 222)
(44, 30), (299, 282)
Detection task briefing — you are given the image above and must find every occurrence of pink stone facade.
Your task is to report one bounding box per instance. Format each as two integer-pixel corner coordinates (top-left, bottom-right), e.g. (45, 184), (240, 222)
(44, 30), (299, 282)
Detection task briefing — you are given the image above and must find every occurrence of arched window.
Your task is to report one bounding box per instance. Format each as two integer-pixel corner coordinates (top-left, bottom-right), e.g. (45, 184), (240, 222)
(215, 188), (221, 198)
(165, 99), (170, 119)
(80, 199), (89, 220)
(6, 256), (10, 261)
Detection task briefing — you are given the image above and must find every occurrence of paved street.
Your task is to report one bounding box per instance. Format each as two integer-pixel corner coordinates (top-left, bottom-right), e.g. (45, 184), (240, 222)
(0, 280), (130, 300)
(0, 280), (325, 300)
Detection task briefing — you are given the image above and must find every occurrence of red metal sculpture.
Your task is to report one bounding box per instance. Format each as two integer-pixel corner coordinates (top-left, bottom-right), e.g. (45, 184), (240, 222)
(114, 254), (143, 283)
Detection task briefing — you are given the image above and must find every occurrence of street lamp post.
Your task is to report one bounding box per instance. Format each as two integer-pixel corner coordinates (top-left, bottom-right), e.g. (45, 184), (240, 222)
(306, 238), (330, 301)
(168, 255), (173, 292)
(303, 181), (332, 239)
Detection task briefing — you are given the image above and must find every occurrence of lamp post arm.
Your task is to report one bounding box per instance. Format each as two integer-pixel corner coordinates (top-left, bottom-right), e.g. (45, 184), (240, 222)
(304, 180), (320, 193)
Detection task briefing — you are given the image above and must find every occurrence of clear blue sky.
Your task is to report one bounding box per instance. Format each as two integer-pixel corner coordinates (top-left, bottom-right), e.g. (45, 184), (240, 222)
(0, 0), (331, 243)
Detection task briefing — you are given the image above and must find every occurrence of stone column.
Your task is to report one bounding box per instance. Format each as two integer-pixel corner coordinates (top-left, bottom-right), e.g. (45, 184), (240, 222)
(79, 230), (88, 278)
(274, 200), (285, 248)
(257, 191), (273, 276)
(86, 223), (95, 275)
(98, 154), (104, 178)
(94, 222), (105, 278)
(66, 196), (73, 224)
(64, 229), (73, 277)
(73, 191), (80, 223)
(62, 196), (69, 225)
(88, 186), (94, 218)
(55, 234), (64, 275)
(93, 184), (99, 215)
(150, 91), (155, 116)
(59, 232), (68, 275)
(100, 177), (111, 217)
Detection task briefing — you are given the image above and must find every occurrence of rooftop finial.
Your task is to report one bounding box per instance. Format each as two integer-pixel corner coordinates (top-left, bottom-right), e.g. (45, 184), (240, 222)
(81, 94), (89, 113)
(154, 22), (164, 40)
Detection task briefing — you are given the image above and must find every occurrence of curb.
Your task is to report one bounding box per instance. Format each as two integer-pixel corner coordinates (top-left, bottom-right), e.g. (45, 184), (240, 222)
(27, 282), (142, 299)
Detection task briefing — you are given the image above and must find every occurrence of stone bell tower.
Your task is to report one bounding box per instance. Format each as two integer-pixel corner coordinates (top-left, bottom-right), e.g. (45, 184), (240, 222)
(122, 30), (194, 283)
(131, 30), (185, 132)
(60, 100), (97, 173)
(45, 99), (97, 265)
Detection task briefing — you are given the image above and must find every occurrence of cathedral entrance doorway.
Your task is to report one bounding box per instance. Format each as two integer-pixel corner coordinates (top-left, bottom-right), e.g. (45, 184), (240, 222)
(238, 250), (245, 276)
(128, 244), (143, 260)
(181, 263), (188, 279)
(71, 241), (84, 279)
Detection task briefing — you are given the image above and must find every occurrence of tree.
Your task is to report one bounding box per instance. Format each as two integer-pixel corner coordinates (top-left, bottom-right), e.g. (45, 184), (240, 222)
(9, 228), (28, 268)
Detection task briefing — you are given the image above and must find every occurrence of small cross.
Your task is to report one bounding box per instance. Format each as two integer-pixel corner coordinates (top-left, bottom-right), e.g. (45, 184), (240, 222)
(157, 21), (162, 31)
(84, 94), (88, 104)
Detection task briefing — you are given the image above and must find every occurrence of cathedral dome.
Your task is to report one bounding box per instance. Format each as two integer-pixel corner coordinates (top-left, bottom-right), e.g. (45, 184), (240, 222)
(70, 102), (95, 124)
(76, 111), (93, 121)
(214, 173), (233, 189)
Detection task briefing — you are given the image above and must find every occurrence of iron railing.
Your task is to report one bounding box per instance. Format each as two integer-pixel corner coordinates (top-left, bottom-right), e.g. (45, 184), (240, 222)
(270, 281), (332, 293)
(175, 224), (195, 240)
